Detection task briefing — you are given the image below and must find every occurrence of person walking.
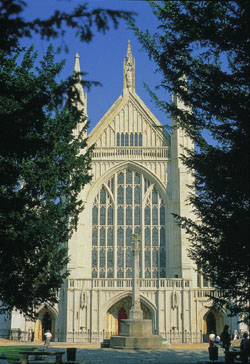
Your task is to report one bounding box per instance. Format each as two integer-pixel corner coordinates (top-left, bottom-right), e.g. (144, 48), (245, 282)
(220, 325), (231, 352)
(44, 330), (52, 347)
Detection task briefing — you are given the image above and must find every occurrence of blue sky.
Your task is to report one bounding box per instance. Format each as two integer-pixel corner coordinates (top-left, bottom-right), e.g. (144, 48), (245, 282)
(21, 0), (170, 132)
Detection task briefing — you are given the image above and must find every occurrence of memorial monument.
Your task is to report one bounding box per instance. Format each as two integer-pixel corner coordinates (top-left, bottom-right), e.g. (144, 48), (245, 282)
(110, 234), (163, 349)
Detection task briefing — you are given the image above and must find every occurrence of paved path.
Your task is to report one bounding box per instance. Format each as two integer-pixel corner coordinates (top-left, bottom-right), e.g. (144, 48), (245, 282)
(0, 340), (226, 364)
(70, 346), (224, 364)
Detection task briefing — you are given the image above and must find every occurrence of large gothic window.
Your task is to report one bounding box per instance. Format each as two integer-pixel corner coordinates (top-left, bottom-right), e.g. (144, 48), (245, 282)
(91, 168), (167, 278)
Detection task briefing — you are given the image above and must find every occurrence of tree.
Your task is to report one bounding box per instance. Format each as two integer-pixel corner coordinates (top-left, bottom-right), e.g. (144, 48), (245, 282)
(0, 0), (134, 53)
(0, 1), (134, 317)
(133, 0), (250, 322)
(0, 45), (93, 317)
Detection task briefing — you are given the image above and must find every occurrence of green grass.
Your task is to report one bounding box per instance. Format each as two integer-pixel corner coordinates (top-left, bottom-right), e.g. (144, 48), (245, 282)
(0, 346), (37, 363)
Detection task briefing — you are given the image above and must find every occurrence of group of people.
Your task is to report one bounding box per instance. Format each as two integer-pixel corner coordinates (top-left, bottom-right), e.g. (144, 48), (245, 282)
(209, 325), (250, 364)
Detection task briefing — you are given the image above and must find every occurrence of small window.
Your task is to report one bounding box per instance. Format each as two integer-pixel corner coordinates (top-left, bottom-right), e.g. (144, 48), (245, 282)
(139, 133), (142, 146)
(117, 133), (120, 146)
(121, 133), (124, 146)
(125, 133), (129, 146)
(135, 133), (138, 146)
(130, 133), (134, 146)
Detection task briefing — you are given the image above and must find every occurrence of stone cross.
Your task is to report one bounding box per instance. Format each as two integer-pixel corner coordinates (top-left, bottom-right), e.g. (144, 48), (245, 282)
(129, 233), (143, 320)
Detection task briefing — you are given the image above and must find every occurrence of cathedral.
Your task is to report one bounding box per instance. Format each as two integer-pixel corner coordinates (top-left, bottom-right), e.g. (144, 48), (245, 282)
(0, 41), (237, 343)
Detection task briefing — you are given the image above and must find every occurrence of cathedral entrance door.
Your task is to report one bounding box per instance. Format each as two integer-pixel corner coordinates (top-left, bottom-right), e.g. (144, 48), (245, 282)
(118, 308), (127, 334)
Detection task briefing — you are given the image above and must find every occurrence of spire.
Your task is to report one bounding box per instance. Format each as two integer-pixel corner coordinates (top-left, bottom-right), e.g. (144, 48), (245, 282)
(73, 52), (87, 115)
(123, 40), (135, 95)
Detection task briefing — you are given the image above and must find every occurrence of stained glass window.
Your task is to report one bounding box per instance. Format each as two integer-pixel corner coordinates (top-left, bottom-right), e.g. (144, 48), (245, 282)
(92, 206), (98, 225)
(100, 227), (105, 246)
(160, 227), (165, 246)
(134, 186), (140, 204)
(91, 169), (167, 278)
(117, 207), (124, 225)
(100, 248), (105, 267)
(108, 206), (113, 225)
(117, 228), (124, 246)
(152, 188), (158, 204)
(153, 249), (158, 267)
(130, 133), (133, 146)
(134, 206), (140, 225)
(139, 133), (142, 146)
(117, 133), (120, 146)
(100, 269), (105, 278)
(145, 227), (150, 246)
(117, 269), (124, 278)
(107, 249), (113, 267)
(145, 207), (150, 225)
(92, 228), (97, 246)
(126, 269), (132, 278)
(152, 207), (158, 225)
(126, 186), (132, 204)
(126, 249), (132, 267)
(145, 250), (151, 267)
(107, 269), (113, 278)
(126, 206), (132, 225)
(126, 170), (132, 184)
(125, 133), (129, 146)
(135, 133), (138, 146)
(108, 228), (113, 246)
(160, 248), (166, 267)
(117, 186), (124, 204)
(100, 206), (106, 225)
(152, 228), (158, 246)
(118, 172), (124, 184)
(160, 206), (165, 225)
(134, 173), (140, 184)
(121, 133), (124, 146)
(92, 249), (97, 267)
(100, 188), (106, 204)
(117, 249), (124, 267)
(126, 228), (132, 246)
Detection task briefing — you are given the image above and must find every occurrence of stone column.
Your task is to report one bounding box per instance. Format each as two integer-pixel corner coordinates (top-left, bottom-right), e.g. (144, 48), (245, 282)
(129, 234), (143, 320)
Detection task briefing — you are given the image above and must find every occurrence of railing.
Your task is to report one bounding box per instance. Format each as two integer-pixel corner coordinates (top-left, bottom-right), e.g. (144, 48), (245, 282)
(68, 278), (191, 290)
(92, 147), (168, 160)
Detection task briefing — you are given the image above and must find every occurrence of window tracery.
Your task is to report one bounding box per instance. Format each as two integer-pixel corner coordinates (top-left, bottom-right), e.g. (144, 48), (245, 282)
(91, 169), (167, 278)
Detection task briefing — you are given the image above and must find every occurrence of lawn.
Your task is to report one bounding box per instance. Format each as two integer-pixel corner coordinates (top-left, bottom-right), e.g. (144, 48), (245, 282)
(0, 346), (37, 363)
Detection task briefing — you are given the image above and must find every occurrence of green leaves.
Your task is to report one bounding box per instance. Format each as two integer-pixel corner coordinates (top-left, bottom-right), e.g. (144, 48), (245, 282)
(137, 0), (250, 323)
(0, 45), (92, 318)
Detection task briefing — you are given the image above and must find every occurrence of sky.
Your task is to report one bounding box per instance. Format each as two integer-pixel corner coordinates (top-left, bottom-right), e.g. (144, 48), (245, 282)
(21, 0), (170, 132)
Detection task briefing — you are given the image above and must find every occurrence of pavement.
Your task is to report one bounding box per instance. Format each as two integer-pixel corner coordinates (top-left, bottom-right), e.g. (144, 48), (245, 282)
(0, 339), (225, 364)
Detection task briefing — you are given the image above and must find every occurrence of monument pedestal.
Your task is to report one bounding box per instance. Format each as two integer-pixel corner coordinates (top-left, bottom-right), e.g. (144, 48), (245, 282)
(110, 319), (162, 350)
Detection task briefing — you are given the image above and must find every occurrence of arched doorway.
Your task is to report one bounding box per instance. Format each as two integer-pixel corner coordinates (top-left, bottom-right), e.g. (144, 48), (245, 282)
(34, 307), (55, 341)
(105, 295), (152, 338)
(203, 310), (224, 342)
(118, 308), (127, 334)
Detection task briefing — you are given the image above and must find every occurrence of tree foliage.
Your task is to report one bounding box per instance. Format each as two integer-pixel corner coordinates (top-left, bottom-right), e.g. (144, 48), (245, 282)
(0, 45), (94, 317)
(0, 0), (134, 53)
(133, 0), (250, 322)
(0, 0), (134, 317)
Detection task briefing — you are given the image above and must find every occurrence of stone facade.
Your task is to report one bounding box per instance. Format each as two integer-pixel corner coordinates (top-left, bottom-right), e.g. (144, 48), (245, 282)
(2, 41), (239, 343)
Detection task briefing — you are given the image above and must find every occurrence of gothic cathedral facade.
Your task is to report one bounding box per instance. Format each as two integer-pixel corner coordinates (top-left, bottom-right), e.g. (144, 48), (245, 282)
(1, 42), (236, 343)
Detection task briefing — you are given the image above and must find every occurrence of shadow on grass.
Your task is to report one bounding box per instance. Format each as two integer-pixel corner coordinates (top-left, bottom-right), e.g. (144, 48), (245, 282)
(0, 346), (37, 363)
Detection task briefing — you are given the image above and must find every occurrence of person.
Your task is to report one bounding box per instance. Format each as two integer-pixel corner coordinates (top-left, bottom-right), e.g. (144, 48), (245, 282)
(44, 330), (52, 347)
(209, 331), (216, 347)
(220, 325), (231, 352)
(240, 332), (250, 364)
(233, 328), (239, 340)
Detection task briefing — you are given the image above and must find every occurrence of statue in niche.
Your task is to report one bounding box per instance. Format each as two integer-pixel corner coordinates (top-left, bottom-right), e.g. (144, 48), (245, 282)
(126, 62), (132, 88)
(171, 290), (178, 309)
